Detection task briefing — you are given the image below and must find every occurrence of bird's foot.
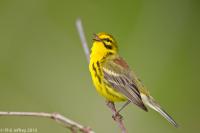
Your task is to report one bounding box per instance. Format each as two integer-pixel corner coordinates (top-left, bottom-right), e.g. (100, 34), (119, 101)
(112, 112), (123, 121)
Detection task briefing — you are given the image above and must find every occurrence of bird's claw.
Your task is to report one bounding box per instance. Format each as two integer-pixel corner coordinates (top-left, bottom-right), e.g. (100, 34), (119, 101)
(112, 112), (123, 120)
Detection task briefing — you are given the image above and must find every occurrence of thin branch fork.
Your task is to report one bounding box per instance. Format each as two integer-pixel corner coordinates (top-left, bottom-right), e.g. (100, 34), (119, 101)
(106, 101), (127, 133)
(76, 18), (127, 133)
(0, 111), (94, 133)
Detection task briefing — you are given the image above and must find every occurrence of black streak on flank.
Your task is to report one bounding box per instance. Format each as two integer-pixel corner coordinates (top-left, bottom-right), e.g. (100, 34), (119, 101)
(93, 63), (101, 84)
(92, 63), (97, 74)
(97, 75), (101, 84)
(96, 61), (102, 76)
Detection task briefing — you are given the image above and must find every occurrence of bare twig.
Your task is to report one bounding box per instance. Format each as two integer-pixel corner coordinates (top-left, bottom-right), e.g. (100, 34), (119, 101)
(76, 18), (127, 133)
(76, 18), (90, 63)
(106, 101), (127, 133)
(0, 111), (94, 133)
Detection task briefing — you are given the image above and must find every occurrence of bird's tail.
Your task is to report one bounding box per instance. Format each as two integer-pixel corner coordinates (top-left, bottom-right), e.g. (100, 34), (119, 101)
(141, 94), (178, 127)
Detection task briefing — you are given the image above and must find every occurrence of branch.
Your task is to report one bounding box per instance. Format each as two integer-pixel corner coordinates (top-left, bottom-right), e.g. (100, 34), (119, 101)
(76, 18), (127, 133)
(0, 111), (94, 133)
(76, 18), (90, 63)
(106, 101), (127, 133)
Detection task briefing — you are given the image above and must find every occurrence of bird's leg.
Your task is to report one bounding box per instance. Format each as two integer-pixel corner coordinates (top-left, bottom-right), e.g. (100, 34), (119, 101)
(106, 100), (123, 120)
(117, 100), (131, 114)
(106, 100), (127, 133)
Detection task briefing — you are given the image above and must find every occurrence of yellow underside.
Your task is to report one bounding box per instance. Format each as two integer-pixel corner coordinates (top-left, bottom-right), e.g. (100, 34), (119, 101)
(89, 41), (127, 102)
(89, 63), (127, 102)
(98, 84), (127, 102)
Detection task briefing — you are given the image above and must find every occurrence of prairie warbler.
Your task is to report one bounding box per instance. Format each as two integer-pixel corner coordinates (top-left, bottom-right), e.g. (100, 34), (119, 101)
(89, 32), (178, 127)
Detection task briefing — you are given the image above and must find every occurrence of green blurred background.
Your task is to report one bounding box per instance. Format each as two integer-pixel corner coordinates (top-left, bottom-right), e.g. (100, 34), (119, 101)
(0, 0), (200, 133)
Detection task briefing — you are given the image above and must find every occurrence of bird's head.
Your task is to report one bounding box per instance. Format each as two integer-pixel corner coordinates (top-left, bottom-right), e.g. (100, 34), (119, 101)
(91, 32), (118, 58)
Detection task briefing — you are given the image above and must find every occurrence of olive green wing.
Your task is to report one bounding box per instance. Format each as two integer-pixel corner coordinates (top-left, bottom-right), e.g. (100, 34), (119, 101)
(102, 56), (148, 111)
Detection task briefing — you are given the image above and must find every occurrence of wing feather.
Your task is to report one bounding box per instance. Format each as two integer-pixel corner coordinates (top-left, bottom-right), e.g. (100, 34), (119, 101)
(102, 56), (148, 111)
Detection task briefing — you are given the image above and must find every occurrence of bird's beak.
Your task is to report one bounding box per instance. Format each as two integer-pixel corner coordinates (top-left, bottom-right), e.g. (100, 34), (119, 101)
(93, 33), (101, 41)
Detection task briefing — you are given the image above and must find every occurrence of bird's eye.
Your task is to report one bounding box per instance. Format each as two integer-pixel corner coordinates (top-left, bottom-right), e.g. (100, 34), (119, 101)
(103, 38), (112, 43)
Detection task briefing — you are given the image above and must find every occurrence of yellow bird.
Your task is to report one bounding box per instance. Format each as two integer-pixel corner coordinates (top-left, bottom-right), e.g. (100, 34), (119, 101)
(89, 32), (178, 127)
